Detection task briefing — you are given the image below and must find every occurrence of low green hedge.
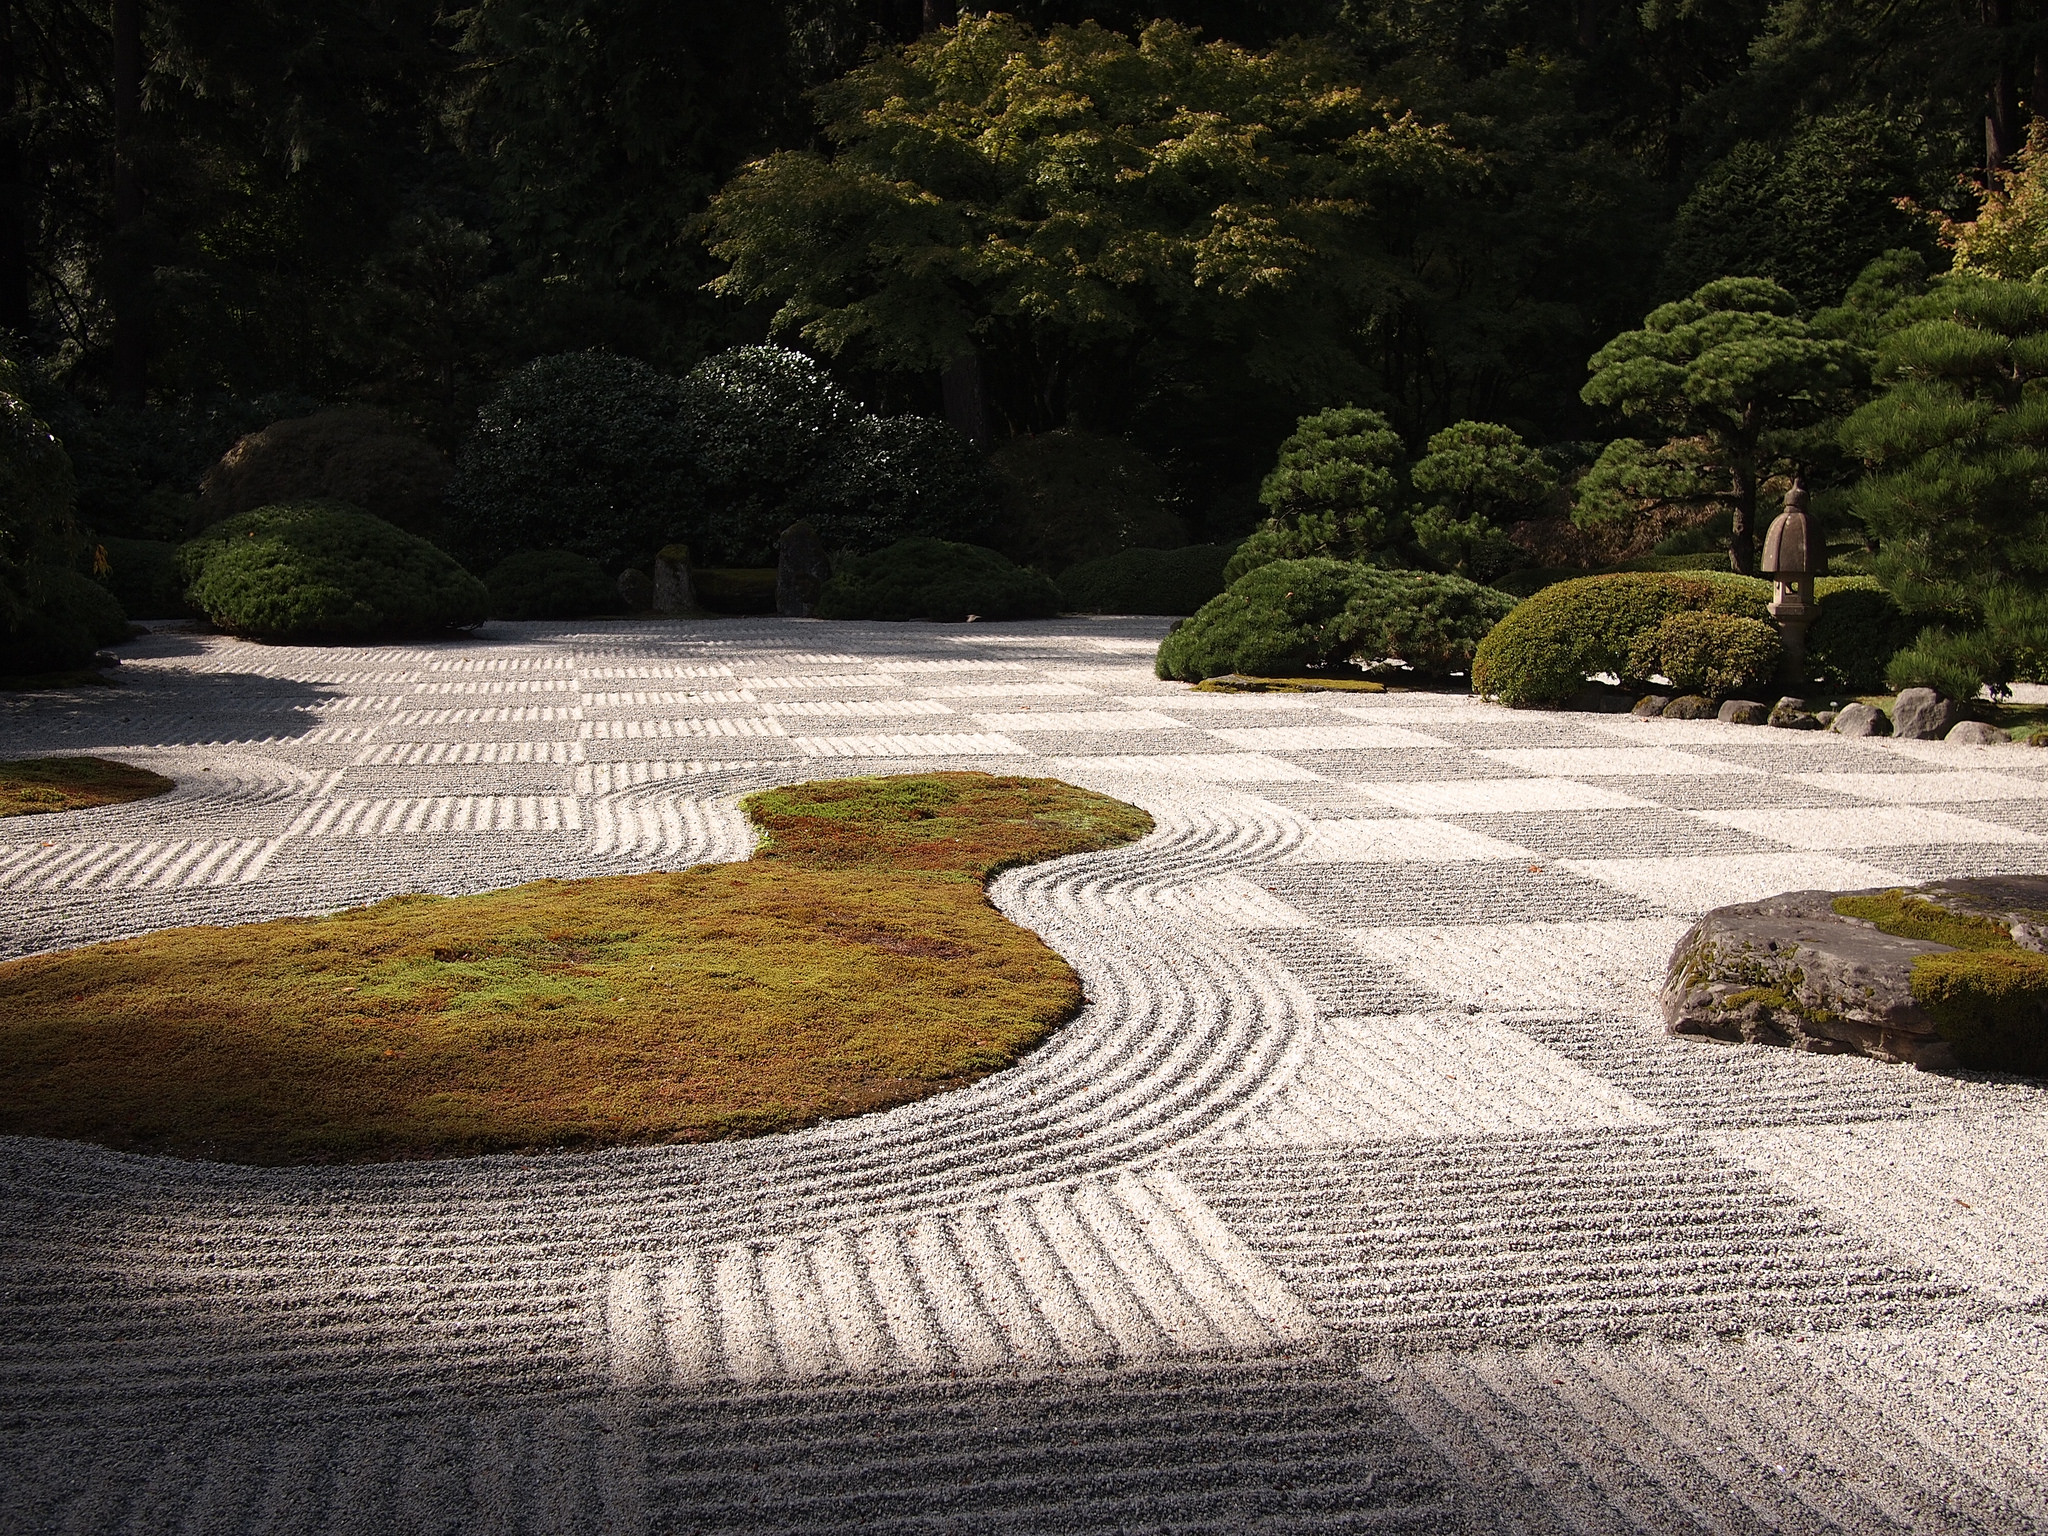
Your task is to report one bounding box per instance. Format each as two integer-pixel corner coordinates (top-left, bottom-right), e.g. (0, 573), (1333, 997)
(695, 567), (778, 614)
(179, 503), (488, 642)
(0, 565), (128, 675)
(1156, 559), (1515, 682)
(1807, 576), (1916, 691)
(816, 539), (1061, 623)
(1058, 544), (1240, 615)
(484, 550), (621, 620)
(97, 537), (187, 618)
(1628, 610), (1782, 697)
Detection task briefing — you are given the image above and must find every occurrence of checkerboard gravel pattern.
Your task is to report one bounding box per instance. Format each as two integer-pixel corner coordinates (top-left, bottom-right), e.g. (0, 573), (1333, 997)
(4, 617), (2047, 1534)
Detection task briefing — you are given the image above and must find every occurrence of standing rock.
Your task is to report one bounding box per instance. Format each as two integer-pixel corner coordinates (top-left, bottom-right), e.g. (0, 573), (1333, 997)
(1632, 694), (1673, 718)
(1718, 699), (1770, 725)
(1829, 701), (1891, 737)
(1946, 720), (2009, 745)
(1662, 695), (1716, 719)
(652, 544), (695, 615)
(617, 568), (654, 612)
(777, 521), (832, 618)
(1892, 687), (1958, 739)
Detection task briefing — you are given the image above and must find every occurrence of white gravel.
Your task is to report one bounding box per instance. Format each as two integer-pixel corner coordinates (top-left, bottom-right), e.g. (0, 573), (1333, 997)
(3, 615), (2046, 1534)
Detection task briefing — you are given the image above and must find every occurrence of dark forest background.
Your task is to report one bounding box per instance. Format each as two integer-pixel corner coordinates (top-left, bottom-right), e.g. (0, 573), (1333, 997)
(3, 0), (2034, 544)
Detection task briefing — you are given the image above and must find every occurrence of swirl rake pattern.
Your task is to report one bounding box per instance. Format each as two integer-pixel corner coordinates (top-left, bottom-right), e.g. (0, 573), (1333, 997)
(5, 619), (2048, 1534)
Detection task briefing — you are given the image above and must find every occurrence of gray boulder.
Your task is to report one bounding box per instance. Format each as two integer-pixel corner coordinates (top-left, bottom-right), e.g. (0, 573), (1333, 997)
(617, 568), (654, 611)
(1632, 694), (1673, 718)
(1947, 719), (2010, 746)
(1829, 701), (1891, 737)
(1892, 686), (1958, 739)
(1718, 699), (1769, 725)
(1815, 710), (1839, 729)
(1768, 697), (1821, 729)
(1662, 694), (1716, 719)
(777, 521), (832, 618)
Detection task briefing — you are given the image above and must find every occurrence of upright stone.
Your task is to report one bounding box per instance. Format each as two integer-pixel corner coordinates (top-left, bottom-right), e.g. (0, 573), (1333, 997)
(1892, 687), (1958, 740)
(652, 545), (695, 615)
(1718, 699), (1769, 725)
(1632, 694), (1673, 718)
(777, 521), (832, 618)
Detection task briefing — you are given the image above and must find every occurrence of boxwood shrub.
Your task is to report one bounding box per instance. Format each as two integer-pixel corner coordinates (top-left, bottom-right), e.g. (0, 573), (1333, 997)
(1808, 576), (1916, 691)
(98, 537), (187, 618)
(1059, 544), (1240, 615)
(180, 503), (488, 642)
(484, 550), (621, 620)
(815, 538), (1061, 623)
(1156, 559), (1516, 682)
(199, 409), (451, 534)
(1627, 611), (1783, 697)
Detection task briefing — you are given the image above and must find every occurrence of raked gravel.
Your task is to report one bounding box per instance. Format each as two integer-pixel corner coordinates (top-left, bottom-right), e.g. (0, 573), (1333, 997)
(3, 616), (2047, 1535)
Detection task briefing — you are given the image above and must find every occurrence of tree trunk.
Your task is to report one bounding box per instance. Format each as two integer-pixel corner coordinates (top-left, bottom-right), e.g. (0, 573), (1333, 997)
(1987, 0), (2019, 173)
(921, 0), (955, 33)
(941, 350), (989, 446)
(1729, 461), (1757, 576)
(109, 0), (145, 406)
(0, 0), (27, 339)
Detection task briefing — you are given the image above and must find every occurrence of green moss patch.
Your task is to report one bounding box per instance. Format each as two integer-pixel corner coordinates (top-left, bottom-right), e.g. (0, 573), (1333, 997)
(1, 756), (174, 818)
(1193, 675), (1388, 694)
(1835, 886), (2048, 1073)
(0, 772), (1151, 1164)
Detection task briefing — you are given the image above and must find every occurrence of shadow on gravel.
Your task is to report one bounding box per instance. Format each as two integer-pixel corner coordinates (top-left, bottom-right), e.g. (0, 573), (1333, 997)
(0, 665), (342, 751)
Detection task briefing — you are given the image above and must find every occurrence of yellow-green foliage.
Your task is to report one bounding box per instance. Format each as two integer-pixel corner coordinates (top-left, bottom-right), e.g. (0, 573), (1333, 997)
(0, 772), (1152, 1164)
(1834, 888), (2048, 1073)
(0, 756), (172, 818)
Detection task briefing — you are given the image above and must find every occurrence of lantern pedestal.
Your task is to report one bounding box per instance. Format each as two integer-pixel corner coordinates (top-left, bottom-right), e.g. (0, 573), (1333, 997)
(1769, 580), (1815, 687)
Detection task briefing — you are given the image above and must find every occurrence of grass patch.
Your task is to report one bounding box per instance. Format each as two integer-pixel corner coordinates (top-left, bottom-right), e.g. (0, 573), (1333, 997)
(0, 772), (1151, 1164)
(1193, 674), (1388, 694)
(1, 756), (174, 818)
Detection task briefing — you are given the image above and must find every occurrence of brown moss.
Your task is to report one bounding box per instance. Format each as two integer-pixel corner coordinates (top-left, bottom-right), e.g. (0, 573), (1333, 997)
(0, 756), (174, 818)
(0, 772), (1152, 1164)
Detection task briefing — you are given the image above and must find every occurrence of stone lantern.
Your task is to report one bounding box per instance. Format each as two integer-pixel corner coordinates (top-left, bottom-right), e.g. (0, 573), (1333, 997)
(1761, 481), (1822, 683)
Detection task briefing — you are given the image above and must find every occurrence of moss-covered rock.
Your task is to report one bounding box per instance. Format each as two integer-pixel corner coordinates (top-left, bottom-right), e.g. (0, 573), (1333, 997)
(815, 539), (1062, 622)
(179, 503), (487, 642)
(1156, 559), (1514, 682)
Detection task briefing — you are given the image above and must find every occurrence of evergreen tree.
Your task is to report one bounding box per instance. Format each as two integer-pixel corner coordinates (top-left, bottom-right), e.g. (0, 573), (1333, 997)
(1839, 272), (2048, 695)
(1225, 406), (1406, 580)
(1407, 420), (1553, 580)
(1580, 277), (1864, 572)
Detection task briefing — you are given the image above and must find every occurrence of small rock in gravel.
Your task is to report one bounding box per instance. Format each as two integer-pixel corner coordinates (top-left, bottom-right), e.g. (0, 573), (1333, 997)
(1892, 686), (1958, 739)
(1633, 694), (1673, 718)
(1768, 698), (1822, 729)
(1662, 695), (1716, 719)
(778, 521), (832, 617)
(1718, 699), (1770, 725)
(1946, 720), (2010, 745)
(1829, 701), (1891, 736)
(1815, 710), (1838, 728)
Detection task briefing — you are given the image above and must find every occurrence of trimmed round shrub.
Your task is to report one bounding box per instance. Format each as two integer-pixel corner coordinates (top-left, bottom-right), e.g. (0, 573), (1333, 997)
(1156, 559), (1516, 682)
(1059, 544), (1241, 615)
(695, 568), (779, 614)
(448, 353), (696, 571)
(1809, 576), (1916, 691)
(484, 550), (622, 620)
(1627, 610), (1783, 697)
(815, 538), (1062, 623)
(0, 564), (127, 674)
(684, 345), (858, 565)
(180, 503), (488, 642)
(988, 431), (1185, 572)
(199, 409), (451, 533)
(798, 414), (1001, 555)
(1470, 572), (1771, 706)
(98, 537), (187, 618)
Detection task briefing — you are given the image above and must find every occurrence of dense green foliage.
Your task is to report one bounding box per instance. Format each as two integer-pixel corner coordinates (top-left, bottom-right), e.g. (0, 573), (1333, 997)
(1471, 573), (1773, 706)
(97, 538), (188, 620)
(802, 414), (1002, 558)
(0, 566), (128, 676)
(1059, 545), (1241, 616)
(1627, 611), (1783, 698)
(1230, 409), (1407, 580)
(200, 411), (452, 535)
(1156, 559), (1514, 682)
(180, 504), (489, 642)
(1408, 421), (1552, 582)
(989, 431), (1184, 574)
(1840, 275), (2048, 698)
(483, 551), (622, 621)
(448, 353), (697, 572)
(1807, 577), (1918, 692)
(815, 539), (1062, 623)
(1579, 279), (1864, 573)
